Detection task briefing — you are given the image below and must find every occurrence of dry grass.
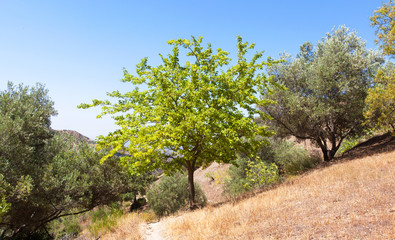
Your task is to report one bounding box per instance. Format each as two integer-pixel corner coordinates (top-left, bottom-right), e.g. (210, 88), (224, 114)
(98, 213), (143, 240)
(164, 151), (395, 239)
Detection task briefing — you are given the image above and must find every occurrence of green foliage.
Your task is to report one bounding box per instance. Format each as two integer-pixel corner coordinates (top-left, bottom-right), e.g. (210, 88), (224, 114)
(364, 63), (395, 132)
(337, 137), (360, 156)
(0, 82), (154, 239)
(244, 159), (279, 190)
(225, 138), (319, 198)
(79, 36), (279, 207)
(268, 139), (320, 175)
(51, 215), (82, 240)
(0, 174), (10, 222)
(262, 26), (383, 161)
(88, 205), (123, 238)
(63, 220), (82, 239)
(370, 0), (395, 57)
(224, 157), (250, 198)
(336, 129), (375, 156)
(146, 174), (206, 218)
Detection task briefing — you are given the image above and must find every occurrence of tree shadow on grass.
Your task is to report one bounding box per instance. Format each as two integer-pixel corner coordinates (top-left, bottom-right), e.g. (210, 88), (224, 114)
(340, 132), (395, 161)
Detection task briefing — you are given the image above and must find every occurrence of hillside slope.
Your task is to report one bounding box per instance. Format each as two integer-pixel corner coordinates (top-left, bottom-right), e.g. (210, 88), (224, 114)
(163, 137), (395, 239)
(56, 129), (96, 145)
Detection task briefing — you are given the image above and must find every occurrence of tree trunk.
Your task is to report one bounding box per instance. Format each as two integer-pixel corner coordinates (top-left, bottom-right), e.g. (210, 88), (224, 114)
(319, 144), (339, 162)
(317, 138), (330, 162)
(322, 148), (330, 162)
(186, 161), (197, 210)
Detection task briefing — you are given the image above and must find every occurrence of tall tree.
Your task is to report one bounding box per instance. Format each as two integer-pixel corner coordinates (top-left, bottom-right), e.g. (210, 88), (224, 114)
(370, 0), (395, 57)
(0, 83), (152, 239)
(79, 36), (278, 208)
(365, 1), (395, 132)
(261, 26), (383, 162)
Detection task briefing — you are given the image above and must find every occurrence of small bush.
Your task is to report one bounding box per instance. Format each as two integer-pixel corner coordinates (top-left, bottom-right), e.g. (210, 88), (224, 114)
(88, 205), (123, 237)
(244, 159), (279, 190)
(224, 157), (250, 198)
(146, 174), (206, 218)
(271, 139), (320, 175)
(225, 137), (319, 198)
(50, 215), (82, 240)
(62, 220), (82, 239)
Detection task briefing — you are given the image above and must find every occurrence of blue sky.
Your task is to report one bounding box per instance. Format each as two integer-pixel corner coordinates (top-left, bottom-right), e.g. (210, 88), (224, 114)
(0, 0), (384, 139)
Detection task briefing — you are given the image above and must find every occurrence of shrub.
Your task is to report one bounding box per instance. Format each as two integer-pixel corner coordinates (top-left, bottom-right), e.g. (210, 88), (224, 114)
(337, 137), (360, 156)
(271, 139), (320, 175)
(225, 137), (319, 198)
(244, 159), (279, 190)
(224, 157), (250, 198)
(59, 217), (82, 239)
(88, 205), (124, 237)
(146, 174), (206, 218)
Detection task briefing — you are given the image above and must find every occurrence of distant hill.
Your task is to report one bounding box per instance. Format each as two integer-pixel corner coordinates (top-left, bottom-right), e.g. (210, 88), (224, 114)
(55, 130), (96, 145)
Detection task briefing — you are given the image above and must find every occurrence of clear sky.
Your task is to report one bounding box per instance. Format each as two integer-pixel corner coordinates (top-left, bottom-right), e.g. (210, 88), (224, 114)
(0, 0), (384, 139)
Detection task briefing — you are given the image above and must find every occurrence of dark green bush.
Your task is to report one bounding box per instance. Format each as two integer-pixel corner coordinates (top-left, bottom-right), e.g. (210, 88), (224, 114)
(61, 218), (82, 239)
(146, 174), (206, 218)
(50, 215), (82, 240)
(270, 138), (320, 175)
(224, 157), (250, 198)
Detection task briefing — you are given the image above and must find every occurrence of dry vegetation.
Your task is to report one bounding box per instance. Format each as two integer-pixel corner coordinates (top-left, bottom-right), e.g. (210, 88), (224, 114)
(96, 213), (143, 240)
(163, 150), (395, 239)
(77, 213), (143, 240)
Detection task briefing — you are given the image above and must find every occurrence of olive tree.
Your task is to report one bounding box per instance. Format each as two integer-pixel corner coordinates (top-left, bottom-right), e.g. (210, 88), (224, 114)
(0, 83), (152, 239)
(261, 26), (383, 161)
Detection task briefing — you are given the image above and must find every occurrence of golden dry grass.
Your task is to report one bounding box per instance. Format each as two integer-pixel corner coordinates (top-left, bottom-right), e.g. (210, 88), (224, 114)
(99, 213), (143, 240)
(164, 151), (395, 239)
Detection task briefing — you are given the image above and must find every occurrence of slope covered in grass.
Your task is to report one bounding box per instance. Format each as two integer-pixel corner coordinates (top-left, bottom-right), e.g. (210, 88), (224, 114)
(163, 138), (394, 239)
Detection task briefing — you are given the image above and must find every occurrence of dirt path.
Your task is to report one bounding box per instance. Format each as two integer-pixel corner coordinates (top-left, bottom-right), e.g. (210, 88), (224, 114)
(143, 221), (166, 240)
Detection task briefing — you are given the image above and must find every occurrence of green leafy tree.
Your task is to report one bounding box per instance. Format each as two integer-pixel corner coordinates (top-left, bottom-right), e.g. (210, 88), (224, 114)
(0, 83), (153, 239)
(370, 0), (395, 57)
(79, 36), (278, 208)
(261, 26), (383, 162)
(364, 63), (395, 131)
(366, 1), (395, 132)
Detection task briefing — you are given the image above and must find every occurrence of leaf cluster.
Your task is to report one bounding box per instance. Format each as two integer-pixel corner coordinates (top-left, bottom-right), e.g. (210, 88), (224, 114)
(364, 63), (395, 131)
(370, 0), (395, 57)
